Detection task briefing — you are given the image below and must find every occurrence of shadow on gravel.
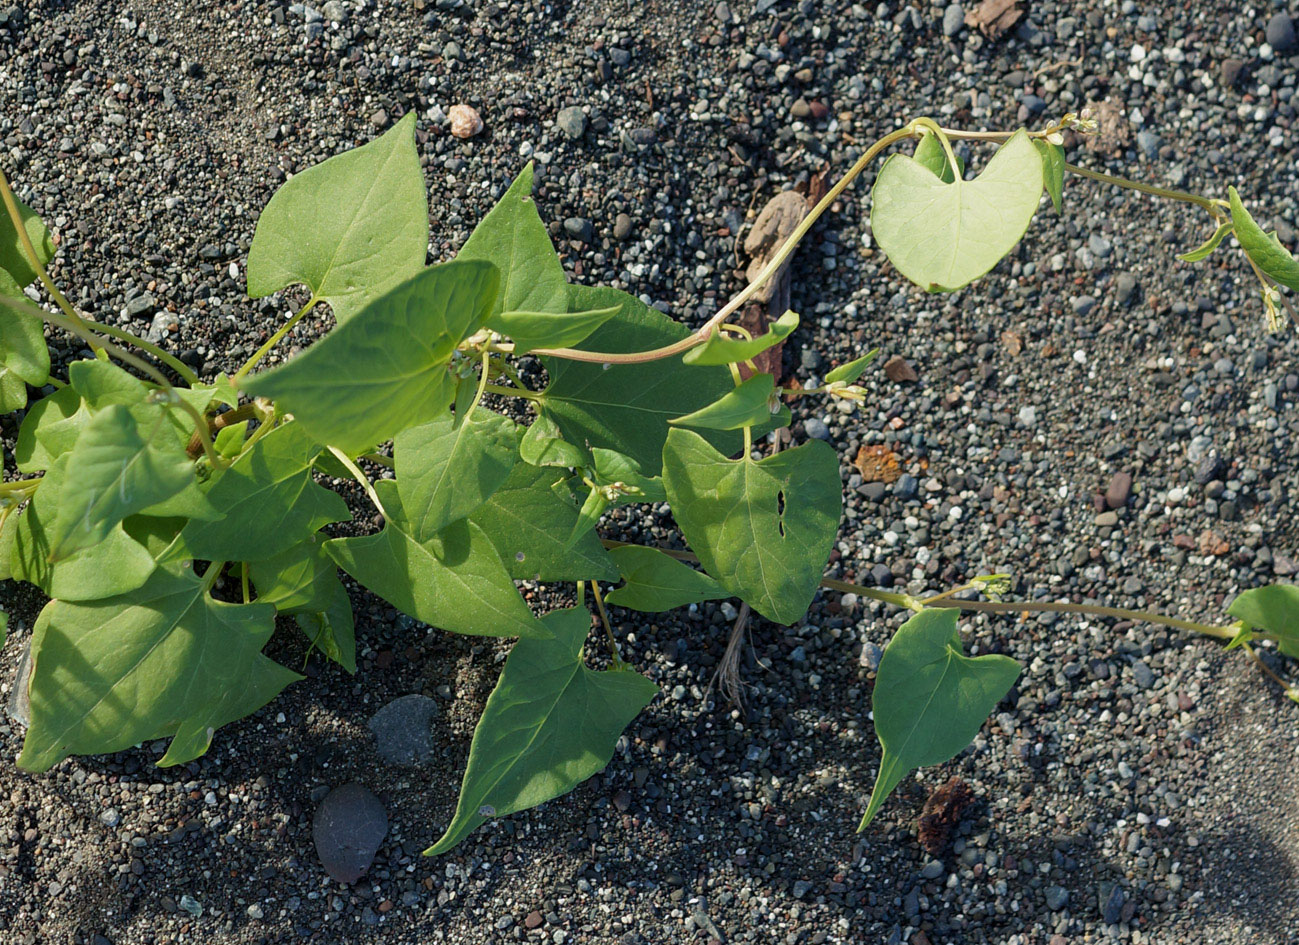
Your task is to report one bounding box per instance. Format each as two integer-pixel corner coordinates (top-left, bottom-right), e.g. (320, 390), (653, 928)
(1191, 822), (1299, 943)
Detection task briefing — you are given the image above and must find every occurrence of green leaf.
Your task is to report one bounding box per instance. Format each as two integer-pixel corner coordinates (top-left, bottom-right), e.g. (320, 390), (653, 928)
(567, 486), (609, 549)
(469, 461), (618, 582)
(604, 546), (728, 612)
(242, 261), (498, 453)
(250, 538), (356, 671)
(859, 608), (1021, 829)
(18, 567), (299, 772)
(1178, 222), (1234, 263)
(0, 192), (54, 288)
(1033, 139), (1065, 214)
(1228, 584), (1299, 658)
(11, 456), (160, 600)
(871, 128), (1044, 292)
(497, 305), (620, 355)
(425, 606), (658, 855)
(181, 423), (351, 562)
(0, 609), (6, 650)
(15, 385), (85, 472)
(661, 428), (841, 625)
(0, 506), (20, 581)
(824, 348), (880, 384)
(1228, 187), (1299, 290)
(670, 374), (776, 431)
(0, 306), (49, 386)
(68, 359), (148, 408)
(213, 420), (249, 459)
(520, 413), (590, 469)
(682, 310), (799, 367)
(540, 285), (739, 475)
(47, 404), (195, 560)
(394, 407), (519, 540)
(326, 479), (547, 639)
(0, 363), (28, 413)
(912, 134), (965, 184)
(246, 112), (428, 323)
(590, 448), (666, 504)
(457, 163), (568, 331)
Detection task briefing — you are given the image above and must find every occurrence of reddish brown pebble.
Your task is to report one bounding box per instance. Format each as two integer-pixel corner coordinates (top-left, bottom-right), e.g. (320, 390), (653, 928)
(525, 911), (543, 929)
(884, 355), (918, 383)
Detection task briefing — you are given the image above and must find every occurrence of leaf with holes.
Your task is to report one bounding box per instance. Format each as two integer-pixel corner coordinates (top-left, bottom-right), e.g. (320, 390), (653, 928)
(426, 606), (658, 855)
(19, 567), (299, 772)
(246, 112), (428, 323)
(859, 608), (1021, 829)
(661, 428), (841, 624)
(871, 129), (1043, 292)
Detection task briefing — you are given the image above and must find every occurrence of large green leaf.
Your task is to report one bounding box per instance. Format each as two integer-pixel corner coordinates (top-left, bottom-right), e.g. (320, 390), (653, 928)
(18, 568), (298, 772)
(246, 112), (429, 323)
(425, 606), (658, 855)
(394, 407), (518, 541)
(326, 480), (547, 640)
(457, 163), (568, 330)
(468, 462), (618, 583)
(1229, 187), (1299, 291)
(15, 385), (84, 472)
(540, 285), (739, 475)
(604, 546), (728, 612)
(871, 128), (1043, 292)
(1228, 584), (1299, 659)
(47, 404), (195, 560)
(181, 423), (351, 562)
(250, 538), (356, 672)
(661, 429), (840, 625)
(859, 608), (1021, 828)
(242, 261), (497, 453)
(11, 459), (160, 602)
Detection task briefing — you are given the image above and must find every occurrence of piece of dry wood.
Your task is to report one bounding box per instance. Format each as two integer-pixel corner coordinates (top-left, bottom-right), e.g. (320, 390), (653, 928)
(918, 778), (975, 855)
(737, 189), (808, 381)
(964, 0), (1023, 39)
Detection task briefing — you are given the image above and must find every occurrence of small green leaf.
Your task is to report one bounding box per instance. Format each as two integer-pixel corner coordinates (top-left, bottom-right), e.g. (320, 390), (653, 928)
(468, 462), (619, 583)
(243, 261), (497, 453)
(497, 305), (620, 355)
(541, 285), (739, 474)
(15, 385), (85, 473)
(48, 404), (195, 560)
(394, 407), (518, 540)
(590, 448), (666, 504)
(1177, 222), (1234, 263)
(425, 606), (658, 855)
(246, 112), (428, 323)
(213, 420), (249, 459)
(824, 348), (880, 384)
(670, 374), (776, 431)
(859, 608), (1021, 829)
(0, 609), (6, 650)
(18, 568), (298, 772)
(520, 413), (590, 469)
(682, 311), (799, 367)
(605, 546), (727, 612)
(250, 538), (356, 671)
(1228, 584), (1299, 658)
(1228, 187), (1299, 290)
(0, 192), (54, 288)
(912, 134), (965, 184)
(0, 363), (28, 413)
(181, 423), (351, 563)
(1033, 139), (1066, 214)
(326, 480), (548, 640)
(567, 486), (610, 549)
(661, 428), (841, 625)
(457, 163), (568, 331)
(871, 128), (1044, 292)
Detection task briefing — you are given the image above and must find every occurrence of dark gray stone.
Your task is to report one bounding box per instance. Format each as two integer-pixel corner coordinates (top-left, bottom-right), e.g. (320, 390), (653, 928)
(556, 106), (587, 140)
(368, 694), (438, 765)
(1267, 13), (1296, 51)
(942, 4), (964, 37)
(313, 782), (388, 884)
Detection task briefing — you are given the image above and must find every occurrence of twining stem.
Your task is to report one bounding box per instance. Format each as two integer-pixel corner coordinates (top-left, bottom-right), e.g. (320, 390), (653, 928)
(1063, 162), (1227, 218)
(0, 166), (200, 384)
(234, 297), (318, 383)
(590, 582), (623, 665)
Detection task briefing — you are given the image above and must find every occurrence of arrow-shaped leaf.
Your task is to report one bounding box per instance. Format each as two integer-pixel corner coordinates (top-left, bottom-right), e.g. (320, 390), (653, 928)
(682, 310), (799, 367)
(605, 545), (727, 612)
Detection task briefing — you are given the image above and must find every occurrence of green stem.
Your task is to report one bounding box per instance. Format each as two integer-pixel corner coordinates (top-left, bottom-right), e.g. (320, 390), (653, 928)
(328, 446), (386, 517)
(482, 382), (543, 402)
(0, 165), (102, 354)
(359, 451), (395, 469)
(234, 297), (318, 383)
(240, 563), (251, 604)
(92, 320), (201, 386)
(590, 582), (623, 666)
(1063, 162), (1225, 217)
(201, 560), (228, 594)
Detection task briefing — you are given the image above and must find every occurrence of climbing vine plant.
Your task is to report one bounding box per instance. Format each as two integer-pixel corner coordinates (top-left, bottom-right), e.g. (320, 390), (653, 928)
(1, 110), (1297, 855)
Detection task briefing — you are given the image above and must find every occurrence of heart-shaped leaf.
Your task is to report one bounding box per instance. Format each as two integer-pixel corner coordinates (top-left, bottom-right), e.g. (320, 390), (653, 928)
(871, 129), (1044, 292)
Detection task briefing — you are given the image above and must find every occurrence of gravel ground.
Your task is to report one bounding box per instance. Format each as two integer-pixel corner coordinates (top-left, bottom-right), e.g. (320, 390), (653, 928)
(2, 0), (1299, 942)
